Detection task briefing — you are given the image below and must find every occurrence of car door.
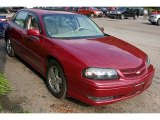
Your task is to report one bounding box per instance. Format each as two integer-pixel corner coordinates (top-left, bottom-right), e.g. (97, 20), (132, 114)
(85, 7), (92, 15)
(79, 7), (89, 15)
(9, 10), (29, 58)
(24, 13), (46, 74)
(126, 8), (132, 17)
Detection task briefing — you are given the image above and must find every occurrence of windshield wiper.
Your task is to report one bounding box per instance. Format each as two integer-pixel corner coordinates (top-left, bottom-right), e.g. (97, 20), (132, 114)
(74, 27), (97, 33)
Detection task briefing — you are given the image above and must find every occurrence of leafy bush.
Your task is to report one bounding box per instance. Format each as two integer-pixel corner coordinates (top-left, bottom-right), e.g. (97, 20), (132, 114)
(0, 73), (10, 95)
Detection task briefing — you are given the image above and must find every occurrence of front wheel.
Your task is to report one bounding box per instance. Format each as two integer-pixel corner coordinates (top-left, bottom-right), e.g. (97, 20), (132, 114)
(46, 60), (67, 99)
(120, 14), (124, 19)
(90, 13), (94, 18)
(133, 14), (138, 20)
(6, 38), (15, 57)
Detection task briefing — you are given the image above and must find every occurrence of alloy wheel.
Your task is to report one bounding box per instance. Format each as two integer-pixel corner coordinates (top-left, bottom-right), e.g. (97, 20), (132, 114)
(6, 39), (12, 55)
(48, 66), (63, 94)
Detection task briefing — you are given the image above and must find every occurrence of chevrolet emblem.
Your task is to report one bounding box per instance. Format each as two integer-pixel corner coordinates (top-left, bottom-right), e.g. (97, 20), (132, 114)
(136, 71), (141, 74)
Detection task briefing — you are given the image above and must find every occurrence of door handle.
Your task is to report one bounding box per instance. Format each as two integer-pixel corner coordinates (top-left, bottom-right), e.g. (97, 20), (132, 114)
(28, 36), (40, 41)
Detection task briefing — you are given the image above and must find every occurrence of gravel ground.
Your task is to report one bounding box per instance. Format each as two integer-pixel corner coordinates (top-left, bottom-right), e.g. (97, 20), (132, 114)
(0, 14), (160, 113)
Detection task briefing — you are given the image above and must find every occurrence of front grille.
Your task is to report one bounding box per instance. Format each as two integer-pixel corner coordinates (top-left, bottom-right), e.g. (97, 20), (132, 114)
(120, 63), (147, 79)
(149, 16), (154, 19)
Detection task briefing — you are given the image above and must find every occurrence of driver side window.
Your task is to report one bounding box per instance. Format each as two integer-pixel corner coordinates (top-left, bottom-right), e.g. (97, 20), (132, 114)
(26, 15), (39, 31)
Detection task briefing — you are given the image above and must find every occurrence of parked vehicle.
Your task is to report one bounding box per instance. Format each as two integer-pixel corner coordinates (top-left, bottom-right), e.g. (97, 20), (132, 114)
(148, 14), (160, 25)
(96, 7), (110, 17)
(138, 7), (144, 16)
(78, 7), (103, 17)
(43, 7), (66, 11)
(109, 7), (140, 19)
(0, 7), (12, 14)
(11, 7), (26, 12)
(33, 7), (65, 11)
(5, 9), (155, 105)
(0, 15), (6, 37)
(130, 7), (144, 16)
(150, 11), (160, 15)
(66, 7), (79, 13)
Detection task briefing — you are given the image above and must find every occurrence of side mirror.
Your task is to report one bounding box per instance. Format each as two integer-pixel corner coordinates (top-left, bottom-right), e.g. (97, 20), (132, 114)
(27, 29), (40, 36)
(100, 27), (104, 32)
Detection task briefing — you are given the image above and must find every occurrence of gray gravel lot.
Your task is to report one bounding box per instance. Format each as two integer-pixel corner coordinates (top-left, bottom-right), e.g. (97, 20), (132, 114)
(0, 14), (160, 113)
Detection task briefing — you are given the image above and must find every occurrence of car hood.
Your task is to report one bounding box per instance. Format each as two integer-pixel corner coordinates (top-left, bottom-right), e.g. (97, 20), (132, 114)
(150, 14), (160, 17)
(53, 36), (146, 69)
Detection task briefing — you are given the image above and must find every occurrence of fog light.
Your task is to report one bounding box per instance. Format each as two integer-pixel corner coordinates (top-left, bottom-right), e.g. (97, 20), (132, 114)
(87, 95), (113, 102)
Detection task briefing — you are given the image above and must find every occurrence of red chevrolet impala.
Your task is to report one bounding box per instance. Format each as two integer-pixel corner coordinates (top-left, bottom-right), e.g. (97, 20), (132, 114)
(5, 9), (155, 105)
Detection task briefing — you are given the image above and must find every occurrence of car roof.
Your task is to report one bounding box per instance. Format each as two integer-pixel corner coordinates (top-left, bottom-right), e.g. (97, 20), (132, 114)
(22, 8), (76, 15)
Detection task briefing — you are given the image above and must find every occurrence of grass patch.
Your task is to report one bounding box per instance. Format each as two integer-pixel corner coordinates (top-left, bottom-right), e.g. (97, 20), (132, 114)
(0, 73), (11, 112)
(0, 73), (10, 95)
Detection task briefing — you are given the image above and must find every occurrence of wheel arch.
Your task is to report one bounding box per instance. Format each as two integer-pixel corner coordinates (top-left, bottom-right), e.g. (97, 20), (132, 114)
(46, 55), (66, 77)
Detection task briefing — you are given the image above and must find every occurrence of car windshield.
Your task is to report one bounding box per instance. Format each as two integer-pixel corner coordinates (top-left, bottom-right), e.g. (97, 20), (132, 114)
(91, 7), (99, 10)
(116, 7), (127, 11)
(43, 14), (104, 39)
(101, 8), (107, 10)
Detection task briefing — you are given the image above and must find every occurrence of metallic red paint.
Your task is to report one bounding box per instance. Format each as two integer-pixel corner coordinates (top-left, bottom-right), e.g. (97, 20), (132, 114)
(6, 9), (155, 105)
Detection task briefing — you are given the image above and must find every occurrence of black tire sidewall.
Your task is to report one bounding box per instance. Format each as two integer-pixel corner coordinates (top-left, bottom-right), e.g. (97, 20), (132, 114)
(46, 60), (67, 99)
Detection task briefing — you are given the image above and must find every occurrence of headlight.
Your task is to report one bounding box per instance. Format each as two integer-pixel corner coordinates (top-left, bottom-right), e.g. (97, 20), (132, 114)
(95, 11), (101, 14)
(146, 56), (150, 68)
(117, 11), (121, 14)
(153, 16), (157, 19)
(82, 68), (119, 80)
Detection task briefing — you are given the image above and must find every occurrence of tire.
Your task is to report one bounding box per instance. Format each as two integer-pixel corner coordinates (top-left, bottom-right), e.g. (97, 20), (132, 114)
(46, 59), (67, 99)
(120, 14), (124, 20)
(6, 38), (15, 57)
(157, 19), (160, 26)
(90, 13), (94, 18)
(133, 14), (138, 20)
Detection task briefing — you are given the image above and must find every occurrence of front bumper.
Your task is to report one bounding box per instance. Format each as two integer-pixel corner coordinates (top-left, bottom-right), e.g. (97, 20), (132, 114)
(67, 65), (155, 106)
(109, 14), (121, 18)
(94, 12), (103, 17)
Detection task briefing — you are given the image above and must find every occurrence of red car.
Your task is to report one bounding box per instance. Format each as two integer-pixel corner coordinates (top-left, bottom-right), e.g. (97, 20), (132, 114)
(5, 9), (155, 106)
(151, 11), (160, 15)
(78, 7), (103, 17)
